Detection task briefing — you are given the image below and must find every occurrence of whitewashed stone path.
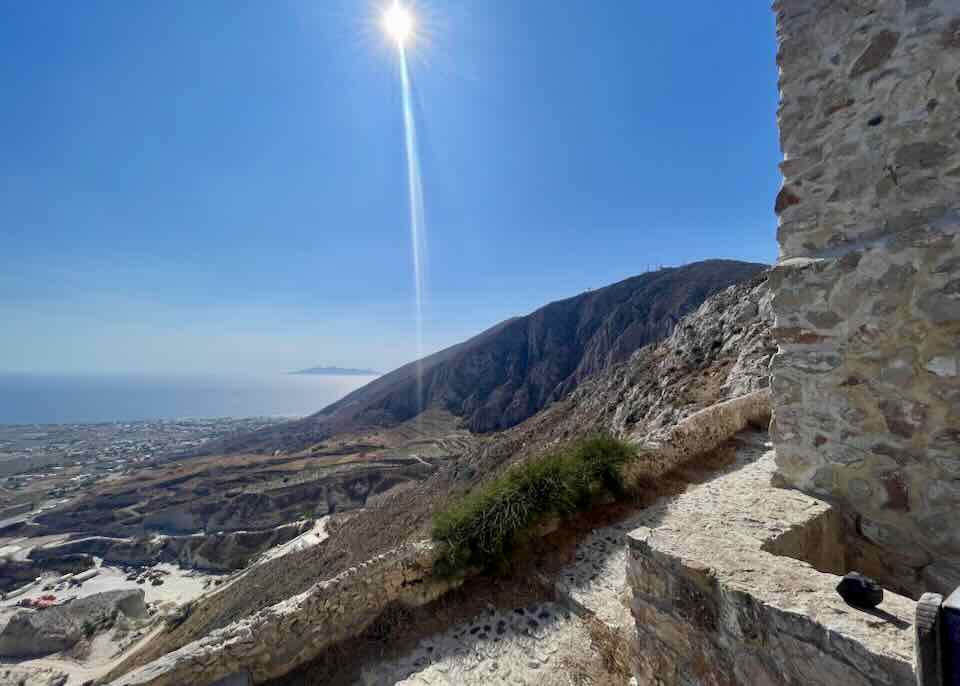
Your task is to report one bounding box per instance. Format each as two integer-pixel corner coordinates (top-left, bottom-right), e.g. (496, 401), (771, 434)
(558, 428), (771, 630)
(360, 602), (590, 686)
(555, 519), (636, 630)
(360, 429), (770, 685)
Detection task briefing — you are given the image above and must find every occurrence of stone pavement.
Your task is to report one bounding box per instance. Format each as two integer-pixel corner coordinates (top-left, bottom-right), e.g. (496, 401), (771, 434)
(360, 601), (590, 686)
(355, 437), (779, 686)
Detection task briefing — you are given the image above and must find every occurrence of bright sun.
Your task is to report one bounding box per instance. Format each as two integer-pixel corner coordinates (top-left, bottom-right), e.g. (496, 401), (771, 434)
(382, 2), (414, 46)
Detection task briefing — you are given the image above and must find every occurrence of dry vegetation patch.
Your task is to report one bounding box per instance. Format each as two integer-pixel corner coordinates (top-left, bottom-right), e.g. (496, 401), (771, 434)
(432, 435), (635, 576)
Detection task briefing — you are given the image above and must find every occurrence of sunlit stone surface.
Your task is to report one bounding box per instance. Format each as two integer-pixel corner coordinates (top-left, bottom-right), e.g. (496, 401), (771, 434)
(769, 0), (960, 596)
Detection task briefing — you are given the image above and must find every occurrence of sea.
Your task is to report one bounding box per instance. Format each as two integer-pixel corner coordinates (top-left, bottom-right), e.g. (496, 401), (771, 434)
(0, 373), (376, 425)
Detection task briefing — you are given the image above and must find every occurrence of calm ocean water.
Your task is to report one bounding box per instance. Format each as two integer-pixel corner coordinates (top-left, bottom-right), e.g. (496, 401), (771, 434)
(0, 373), (376, 425)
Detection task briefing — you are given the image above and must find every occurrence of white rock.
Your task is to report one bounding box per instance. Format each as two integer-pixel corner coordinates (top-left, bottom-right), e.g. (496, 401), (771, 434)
(925, 356), (958, 377)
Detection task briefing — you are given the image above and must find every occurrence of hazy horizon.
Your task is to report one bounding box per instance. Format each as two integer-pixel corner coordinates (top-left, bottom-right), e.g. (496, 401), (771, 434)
(0, 371), (376, 424)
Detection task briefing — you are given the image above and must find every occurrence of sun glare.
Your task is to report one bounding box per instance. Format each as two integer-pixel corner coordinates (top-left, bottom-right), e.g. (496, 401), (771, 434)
(383, 2), (414, 46)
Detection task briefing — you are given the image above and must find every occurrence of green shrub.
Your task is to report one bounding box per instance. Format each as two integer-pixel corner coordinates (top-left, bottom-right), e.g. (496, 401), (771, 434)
(431, 434), (634, 576)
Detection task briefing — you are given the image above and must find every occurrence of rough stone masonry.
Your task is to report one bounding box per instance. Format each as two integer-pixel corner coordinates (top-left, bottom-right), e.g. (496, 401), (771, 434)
(769, 0), (960, 595)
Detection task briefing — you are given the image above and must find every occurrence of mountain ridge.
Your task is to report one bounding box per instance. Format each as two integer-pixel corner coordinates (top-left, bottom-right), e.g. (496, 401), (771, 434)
(211, 259), (766, 455)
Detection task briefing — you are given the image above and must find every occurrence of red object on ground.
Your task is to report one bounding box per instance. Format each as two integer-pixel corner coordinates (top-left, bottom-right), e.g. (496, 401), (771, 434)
(20, 594), (58, 609)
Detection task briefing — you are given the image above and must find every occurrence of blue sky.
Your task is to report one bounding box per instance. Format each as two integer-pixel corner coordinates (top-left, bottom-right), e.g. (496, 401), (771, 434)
(1, 0), (780, 374)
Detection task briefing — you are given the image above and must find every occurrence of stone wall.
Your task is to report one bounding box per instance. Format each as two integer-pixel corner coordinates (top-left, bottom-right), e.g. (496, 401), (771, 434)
(112, 542), (455, 686)
(623, 388), (771, 486)
(770, 0), (960, 594)
(627, 445), (916, 686)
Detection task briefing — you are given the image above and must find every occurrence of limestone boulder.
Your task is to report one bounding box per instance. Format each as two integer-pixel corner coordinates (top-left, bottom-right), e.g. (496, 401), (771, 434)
(0, 588), (146, 657)
(0, 666), (68, 686)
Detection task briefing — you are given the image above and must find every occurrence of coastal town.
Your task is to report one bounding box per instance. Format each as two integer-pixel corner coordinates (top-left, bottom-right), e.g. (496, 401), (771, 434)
(0, 418), (287, 524)
(0, 416), (309, 684)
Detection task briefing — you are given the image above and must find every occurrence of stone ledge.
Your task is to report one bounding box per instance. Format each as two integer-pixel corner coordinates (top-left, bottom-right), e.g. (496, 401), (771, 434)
(625, 389), (770, 485)
(627, 441), (916, 686)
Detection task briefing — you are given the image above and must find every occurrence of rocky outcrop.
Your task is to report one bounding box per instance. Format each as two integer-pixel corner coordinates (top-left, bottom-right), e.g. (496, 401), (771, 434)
(0, 589), (145, 658)
(440, 272), (776, 485)
(0, 554), (94, 592)
(215, 260), (766, 453)
(34, 457), (428, 539)
(29, 522), (310, 572)
(0, 666), (68, 686)
(594, 271), (775, 443)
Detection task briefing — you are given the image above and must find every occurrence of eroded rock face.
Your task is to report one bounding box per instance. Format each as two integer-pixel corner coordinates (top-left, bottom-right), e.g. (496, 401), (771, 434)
(771, 0), (960, 592)
(550, 272), (775, 444)
(433, 272), (776, 492)
(29, 522), (311, 572)
(0, 554), (94, 592)
(0, 589), (145, 658)
(0, 666), (68, 686)
(34, 459), (420, 540)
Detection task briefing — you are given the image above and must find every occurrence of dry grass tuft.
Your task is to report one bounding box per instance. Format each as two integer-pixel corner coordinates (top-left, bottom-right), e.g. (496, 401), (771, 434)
(431, 435), (635, 576)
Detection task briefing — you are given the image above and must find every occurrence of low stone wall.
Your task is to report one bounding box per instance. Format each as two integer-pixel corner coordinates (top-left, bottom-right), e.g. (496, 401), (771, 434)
(624, 388), (770, 486)
(111, 541), (455, 686)
(627, 446), (916, 685)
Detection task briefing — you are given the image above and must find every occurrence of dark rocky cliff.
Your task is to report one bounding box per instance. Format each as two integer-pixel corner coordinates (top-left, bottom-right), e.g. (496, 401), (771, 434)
(217, 260), (765, 454)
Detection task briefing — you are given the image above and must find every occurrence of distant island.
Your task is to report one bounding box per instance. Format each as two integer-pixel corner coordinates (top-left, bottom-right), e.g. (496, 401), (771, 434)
(290, 366), (380, 376)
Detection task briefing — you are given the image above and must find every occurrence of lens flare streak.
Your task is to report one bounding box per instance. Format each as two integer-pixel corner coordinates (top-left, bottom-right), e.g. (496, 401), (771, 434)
(397, 43), (427, 414)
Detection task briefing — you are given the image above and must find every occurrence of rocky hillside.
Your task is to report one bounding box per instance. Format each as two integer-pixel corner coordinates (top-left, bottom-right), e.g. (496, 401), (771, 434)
(123, 271), (775, 668)
(216, 260), (765, 454)
(445, 270), (776, 482)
